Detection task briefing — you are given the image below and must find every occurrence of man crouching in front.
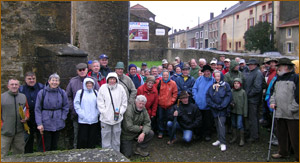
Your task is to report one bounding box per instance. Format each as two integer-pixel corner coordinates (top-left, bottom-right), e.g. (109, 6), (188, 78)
(120, 95), (154, 158)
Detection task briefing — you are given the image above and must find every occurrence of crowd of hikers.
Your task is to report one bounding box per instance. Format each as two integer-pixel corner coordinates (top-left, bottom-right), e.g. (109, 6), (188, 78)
(1, 53), (299, 161)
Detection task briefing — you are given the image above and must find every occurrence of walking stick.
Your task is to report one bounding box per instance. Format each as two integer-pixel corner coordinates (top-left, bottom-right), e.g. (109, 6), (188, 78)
(40, 130), (46, 152)
(267, 109), (276, 162)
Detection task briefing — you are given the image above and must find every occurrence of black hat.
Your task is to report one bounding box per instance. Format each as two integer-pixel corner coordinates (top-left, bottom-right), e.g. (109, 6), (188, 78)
(276, 58), (294, 66)
(246, 58), (259, 65)
(142, 62), (147, 66)
(201, 65), (213, 72)
(179, 91), (189, 99)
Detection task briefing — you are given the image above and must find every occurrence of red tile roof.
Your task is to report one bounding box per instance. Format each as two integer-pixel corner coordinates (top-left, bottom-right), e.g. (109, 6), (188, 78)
(278, 19), (299, 28)
(131, 4), (148, 10)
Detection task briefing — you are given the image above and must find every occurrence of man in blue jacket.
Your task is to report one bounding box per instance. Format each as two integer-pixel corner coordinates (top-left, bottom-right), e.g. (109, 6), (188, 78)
(19, 72), (44, 153)
(175, 66), (195, 103)
(192, 65), (215, 141)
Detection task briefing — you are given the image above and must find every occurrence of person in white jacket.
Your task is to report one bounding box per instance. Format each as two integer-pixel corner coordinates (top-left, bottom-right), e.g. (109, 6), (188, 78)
(74, 78), (99, 149)
(97, 72), (127, 151)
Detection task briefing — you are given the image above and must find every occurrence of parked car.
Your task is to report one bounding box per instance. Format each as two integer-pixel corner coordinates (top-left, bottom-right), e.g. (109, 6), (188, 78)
(206, 48), (218, 50)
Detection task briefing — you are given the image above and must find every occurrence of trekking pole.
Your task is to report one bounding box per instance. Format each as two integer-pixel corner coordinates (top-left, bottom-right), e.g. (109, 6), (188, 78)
(267, 108), (276, 162)
(40, 130), (46, 152)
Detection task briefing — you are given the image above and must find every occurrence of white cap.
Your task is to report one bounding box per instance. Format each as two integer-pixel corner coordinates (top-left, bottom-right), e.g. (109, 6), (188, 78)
(224, 58), (231, 62)
(210, 59), (217, 64)
(175, 57), (180, 60)
(239, 59), (246, 64)
(162, 59), (168, 64)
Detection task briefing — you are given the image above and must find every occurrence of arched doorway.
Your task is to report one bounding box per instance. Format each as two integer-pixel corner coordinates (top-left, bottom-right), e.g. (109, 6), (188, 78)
(221, 33), (227, 51)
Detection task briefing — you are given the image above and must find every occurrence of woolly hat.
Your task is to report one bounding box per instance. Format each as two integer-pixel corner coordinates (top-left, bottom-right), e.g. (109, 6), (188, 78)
(128, 64), (137, 71)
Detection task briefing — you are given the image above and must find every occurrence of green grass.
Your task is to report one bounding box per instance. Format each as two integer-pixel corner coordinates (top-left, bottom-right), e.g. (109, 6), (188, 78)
(129, 61), (161, 69)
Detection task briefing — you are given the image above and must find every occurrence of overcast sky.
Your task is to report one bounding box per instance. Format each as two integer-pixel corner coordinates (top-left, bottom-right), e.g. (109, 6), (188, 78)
(130, 1), (238, 33)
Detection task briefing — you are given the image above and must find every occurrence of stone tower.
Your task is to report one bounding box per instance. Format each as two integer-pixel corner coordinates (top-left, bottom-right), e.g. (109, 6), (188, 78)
(71, 1), (129, 71)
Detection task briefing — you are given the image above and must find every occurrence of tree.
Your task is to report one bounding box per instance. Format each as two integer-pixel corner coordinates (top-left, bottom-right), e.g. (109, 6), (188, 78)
(244, 22), (275, 54)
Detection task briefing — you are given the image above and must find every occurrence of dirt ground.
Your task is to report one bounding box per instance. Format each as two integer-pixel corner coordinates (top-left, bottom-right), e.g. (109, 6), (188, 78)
(130, 126), (296, 162)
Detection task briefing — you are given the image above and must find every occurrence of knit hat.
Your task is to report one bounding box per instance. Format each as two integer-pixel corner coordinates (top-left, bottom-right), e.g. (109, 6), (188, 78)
(115, 62), (125, 69)
(146, 75), (156, 83)
(201, 65), (213, 72)
(179, 91), (189, 99)
(88, 60), (93, 64)
(128, 64), (137, 71)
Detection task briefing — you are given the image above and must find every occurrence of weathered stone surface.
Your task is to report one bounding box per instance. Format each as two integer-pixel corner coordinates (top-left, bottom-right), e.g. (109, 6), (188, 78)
(1, 1), (71, 92)
(2, 148), (130, 162)
(72, 1), (129, 70)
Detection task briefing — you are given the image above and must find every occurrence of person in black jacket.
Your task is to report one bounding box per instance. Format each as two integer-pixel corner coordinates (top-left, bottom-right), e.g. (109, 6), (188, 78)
(166, 91), (202, 145)
(19, 72), (44, 153)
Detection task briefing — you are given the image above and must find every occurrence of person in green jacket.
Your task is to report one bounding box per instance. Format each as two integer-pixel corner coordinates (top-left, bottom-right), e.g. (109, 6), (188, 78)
(230, 78), (248, 146)
(120, 95), (154, 158)
(224, 60), (245, 88)
(189, 59), (200, 79)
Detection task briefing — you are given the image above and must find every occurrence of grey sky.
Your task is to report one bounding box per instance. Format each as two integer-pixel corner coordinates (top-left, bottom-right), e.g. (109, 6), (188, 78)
(130, 1), (238, 33)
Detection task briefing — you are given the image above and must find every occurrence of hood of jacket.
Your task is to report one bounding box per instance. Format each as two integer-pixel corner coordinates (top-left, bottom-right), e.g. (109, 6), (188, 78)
(230, 60), (239, 72)
(83, 77), (95, 91)
(106, 72), (119, 84)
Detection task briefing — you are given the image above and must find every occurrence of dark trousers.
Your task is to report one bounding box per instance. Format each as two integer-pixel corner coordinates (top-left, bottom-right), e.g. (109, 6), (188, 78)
(198, 110), (213, 138)
(157, 106), (169, 135)
(77, 123), (99, 149)
(24, 122), (41, 153)
(276, 118), (299, 161)
(38, 130), (60, 152)
(248, 103), (259, 139)
(120, 130), (154, 158)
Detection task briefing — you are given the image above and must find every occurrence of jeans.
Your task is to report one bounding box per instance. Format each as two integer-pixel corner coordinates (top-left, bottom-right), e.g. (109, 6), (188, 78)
(167, 121), (193, 143)
(157, 106), (168, 135)
(231, 113), (244, 131)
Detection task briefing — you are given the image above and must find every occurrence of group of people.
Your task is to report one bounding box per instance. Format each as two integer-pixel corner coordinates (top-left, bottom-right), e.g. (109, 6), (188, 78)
(1, 53), (298, 161)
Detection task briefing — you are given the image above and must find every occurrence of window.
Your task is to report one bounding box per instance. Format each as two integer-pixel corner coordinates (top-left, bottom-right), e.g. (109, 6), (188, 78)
(286, 28), (292, 38)
(268, 13), (272, 23)
(239, 41), (241, 48)
(262, 14), (267, 22)
(262, 5), (266, 11)
(196, 42), (199, 49)
(200, 42), (203, 49)
(250, 9), (253, 15)
(223, 19), (226, 24)
(200, 31), (203, 38)
(205, 30), (208, 38)
(236, 15), (239, 19)
(268, 3), (272, 9)
(195, 32), (199, 39)
(248, 18), (254, 29)
(229, 42), (231, 48)
(287, 42), (294, 53)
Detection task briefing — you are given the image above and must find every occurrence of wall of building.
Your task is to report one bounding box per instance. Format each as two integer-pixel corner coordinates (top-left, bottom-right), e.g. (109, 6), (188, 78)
(278, 26), (299, 56)
(1, 1), (71, 91)
(129, 14), (169, 50)
(279, 1), (299, 22)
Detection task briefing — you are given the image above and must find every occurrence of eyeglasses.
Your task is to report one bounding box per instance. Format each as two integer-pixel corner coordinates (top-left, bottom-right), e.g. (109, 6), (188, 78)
(78, 69), (86, 72)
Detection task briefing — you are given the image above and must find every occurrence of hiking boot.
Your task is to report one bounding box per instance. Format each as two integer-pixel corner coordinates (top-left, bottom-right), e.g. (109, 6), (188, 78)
(212, 140), (220, 146)
(229, 128), (237, 144)
(134, 147), (149, 157)
(220, 144), (226, 151)
(239, 130), (245, 146)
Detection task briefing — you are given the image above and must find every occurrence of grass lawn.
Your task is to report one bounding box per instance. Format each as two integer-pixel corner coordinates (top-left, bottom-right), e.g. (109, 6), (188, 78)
(129, 61), (161, 69)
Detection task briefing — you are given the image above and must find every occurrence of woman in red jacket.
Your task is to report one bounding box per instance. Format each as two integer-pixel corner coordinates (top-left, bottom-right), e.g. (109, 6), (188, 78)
(137, 75), (159, 132)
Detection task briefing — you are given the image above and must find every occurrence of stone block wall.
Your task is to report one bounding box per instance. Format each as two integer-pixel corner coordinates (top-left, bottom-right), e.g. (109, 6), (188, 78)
(1, 1), (71, 91)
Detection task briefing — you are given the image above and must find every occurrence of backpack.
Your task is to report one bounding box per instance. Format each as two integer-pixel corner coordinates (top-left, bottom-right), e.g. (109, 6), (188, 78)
(79, 89), (97, 104)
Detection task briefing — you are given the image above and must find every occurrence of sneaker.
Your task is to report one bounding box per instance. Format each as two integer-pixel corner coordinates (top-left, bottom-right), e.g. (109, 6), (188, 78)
(212, 140), (220, 146)
(220, 144), (226, 151)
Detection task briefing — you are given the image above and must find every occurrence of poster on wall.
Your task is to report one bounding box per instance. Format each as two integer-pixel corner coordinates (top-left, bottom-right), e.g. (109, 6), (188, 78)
(129, 22), (149, 41)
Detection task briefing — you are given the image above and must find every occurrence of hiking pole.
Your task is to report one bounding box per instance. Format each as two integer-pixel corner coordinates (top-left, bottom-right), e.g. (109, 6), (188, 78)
(40, 129), (46, 152)
(267, 108), (276, 162)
